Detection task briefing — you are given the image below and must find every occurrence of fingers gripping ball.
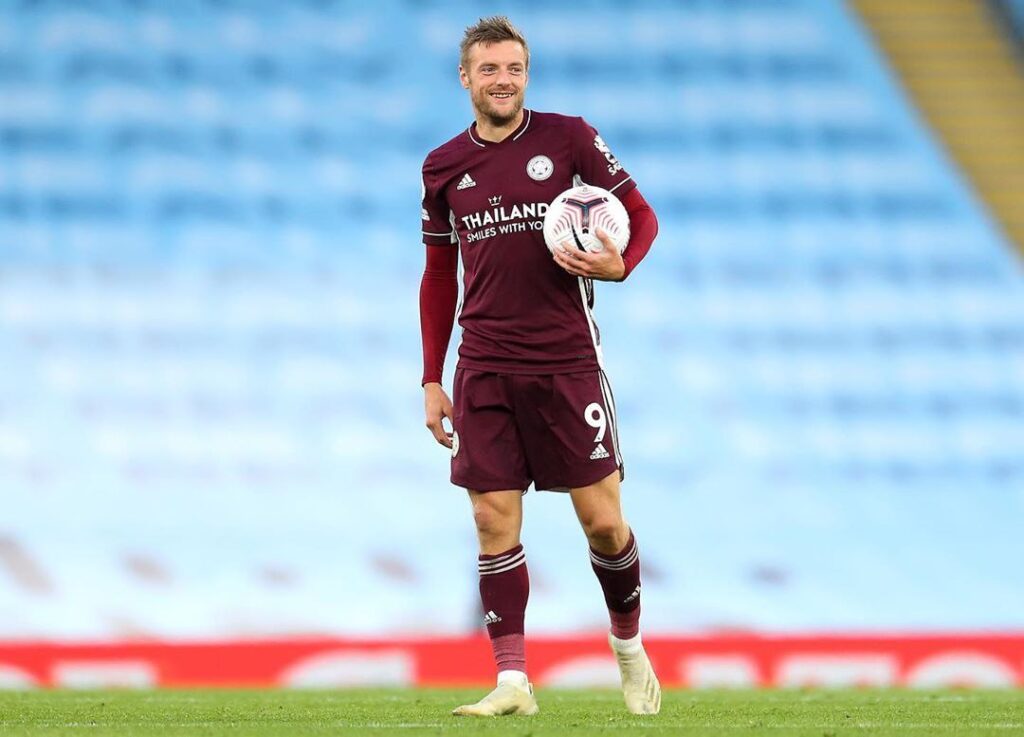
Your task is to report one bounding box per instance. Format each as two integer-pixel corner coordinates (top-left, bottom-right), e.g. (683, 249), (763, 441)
(543, 184), (630, 254)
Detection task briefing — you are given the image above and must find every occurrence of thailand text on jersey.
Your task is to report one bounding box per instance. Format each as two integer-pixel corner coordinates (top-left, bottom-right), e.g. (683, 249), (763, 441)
(421, 110), (636, 374)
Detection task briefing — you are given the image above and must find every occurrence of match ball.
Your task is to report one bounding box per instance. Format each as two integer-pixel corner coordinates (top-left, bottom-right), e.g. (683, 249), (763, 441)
(542, 184), (630, 254)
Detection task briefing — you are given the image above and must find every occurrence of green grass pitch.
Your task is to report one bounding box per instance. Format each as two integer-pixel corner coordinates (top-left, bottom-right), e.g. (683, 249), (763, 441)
(2, 689), (1023, 736)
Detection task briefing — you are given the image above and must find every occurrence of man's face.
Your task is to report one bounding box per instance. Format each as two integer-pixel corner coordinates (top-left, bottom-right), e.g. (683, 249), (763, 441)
(460, 40), (528, 126)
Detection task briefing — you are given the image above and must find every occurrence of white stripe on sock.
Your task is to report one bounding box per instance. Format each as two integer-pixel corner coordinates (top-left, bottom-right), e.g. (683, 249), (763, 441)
(479, 551), (526, 574)
(590, 541), (638, 570)
(590, 552), (638, 571)
(478, 549), (523, 570)
(479, 556), (527, 576)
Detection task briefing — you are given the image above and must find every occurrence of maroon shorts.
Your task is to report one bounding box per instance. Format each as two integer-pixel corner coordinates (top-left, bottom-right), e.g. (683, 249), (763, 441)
(451, 368), (623, 492)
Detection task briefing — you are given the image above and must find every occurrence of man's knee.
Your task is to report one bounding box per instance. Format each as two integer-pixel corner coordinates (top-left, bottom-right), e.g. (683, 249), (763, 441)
(581, 514), (629, 552)
(470, 491), (521, 551)
(472, 502), (510, 536)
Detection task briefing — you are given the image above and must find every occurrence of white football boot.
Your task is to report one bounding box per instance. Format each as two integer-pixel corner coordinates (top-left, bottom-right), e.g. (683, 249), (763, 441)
(609, 633), (661, 715)
(452, 672), (539, 717)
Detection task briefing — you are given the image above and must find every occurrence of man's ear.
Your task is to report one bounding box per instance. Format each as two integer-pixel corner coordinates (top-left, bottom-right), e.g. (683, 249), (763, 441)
(458, 66), (469, 89)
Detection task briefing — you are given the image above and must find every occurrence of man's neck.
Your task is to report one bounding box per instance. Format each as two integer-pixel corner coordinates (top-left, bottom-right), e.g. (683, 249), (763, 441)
(474, 109), (525, 143)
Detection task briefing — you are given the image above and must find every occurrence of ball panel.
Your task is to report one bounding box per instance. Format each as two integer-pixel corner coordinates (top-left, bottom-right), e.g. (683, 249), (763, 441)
(542, 184), (630, 255)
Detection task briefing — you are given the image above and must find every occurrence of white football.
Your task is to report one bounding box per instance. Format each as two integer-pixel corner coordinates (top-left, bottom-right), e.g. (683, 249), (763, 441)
(543, 184), (630, 254)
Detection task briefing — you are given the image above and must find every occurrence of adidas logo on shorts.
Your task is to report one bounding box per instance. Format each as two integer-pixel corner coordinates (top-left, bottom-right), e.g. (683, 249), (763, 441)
(590, 443), (610, 460)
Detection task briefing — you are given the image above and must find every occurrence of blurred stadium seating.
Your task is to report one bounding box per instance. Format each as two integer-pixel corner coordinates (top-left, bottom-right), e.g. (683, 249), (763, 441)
(0, 0), (1023, 651)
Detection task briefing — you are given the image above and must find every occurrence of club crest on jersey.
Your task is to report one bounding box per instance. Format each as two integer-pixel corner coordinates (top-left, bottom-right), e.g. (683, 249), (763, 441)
(526, 155), (553, 181)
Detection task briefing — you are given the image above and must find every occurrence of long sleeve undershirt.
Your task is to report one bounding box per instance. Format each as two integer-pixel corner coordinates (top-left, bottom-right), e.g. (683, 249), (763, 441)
(619, 187), (658, 280)
(419, 244), (459, 386)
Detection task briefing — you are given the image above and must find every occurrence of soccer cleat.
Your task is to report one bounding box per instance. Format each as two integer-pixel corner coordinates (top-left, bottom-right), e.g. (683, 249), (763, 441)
(451, 681), (539, 717)
(609, 633), (661, 715)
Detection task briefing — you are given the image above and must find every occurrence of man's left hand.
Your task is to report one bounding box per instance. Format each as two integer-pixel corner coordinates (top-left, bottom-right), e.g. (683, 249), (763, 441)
(552, 229), (625, 281)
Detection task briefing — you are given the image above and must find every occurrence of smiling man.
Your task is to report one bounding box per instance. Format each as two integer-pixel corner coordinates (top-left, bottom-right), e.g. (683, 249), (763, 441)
(419, 17), (661, 717)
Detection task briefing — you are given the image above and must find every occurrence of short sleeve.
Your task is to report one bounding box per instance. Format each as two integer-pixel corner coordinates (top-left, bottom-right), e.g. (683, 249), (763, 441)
(421, 156), (456, 246)
(572, 117), (636, 199)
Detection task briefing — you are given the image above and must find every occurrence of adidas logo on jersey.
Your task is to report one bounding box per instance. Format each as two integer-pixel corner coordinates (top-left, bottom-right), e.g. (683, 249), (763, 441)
(457, 173), (476, 190)
(483, 610), (502, 625)
(590, 443), (610, 460)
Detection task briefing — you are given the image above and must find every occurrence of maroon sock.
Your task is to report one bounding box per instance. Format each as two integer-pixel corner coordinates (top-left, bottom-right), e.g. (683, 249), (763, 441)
(589, 531), (642, 639)
(478, 544), (529, 674)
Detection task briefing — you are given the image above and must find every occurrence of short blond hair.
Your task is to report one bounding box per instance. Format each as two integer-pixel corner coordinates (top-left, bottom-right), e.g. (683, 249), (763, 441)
(460, 16), (529, 71)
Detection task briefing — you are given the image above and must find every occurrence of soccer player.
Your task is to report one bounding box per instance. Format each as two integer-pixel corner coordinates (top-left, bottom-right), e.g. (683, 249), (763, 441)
(419, 17), (660, 716)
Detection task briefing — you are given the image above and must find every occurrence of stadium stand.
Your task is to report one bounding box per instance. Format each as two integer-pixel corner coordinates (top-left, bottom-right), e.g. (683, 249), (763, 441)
(0, 0), (1023, 645)
(854, 0), (1024, 250)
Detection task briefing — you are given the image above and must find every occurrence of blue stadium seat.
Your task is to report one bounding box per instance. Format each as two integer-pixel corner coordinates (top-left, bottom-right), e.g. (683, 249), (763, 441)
(0, 0), (1022, 639)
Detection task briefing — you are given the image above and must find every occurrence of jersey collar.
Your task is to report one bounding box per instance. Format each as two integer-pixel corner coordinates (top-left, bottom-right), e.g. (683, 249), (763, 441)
(467, 109), (532, 148)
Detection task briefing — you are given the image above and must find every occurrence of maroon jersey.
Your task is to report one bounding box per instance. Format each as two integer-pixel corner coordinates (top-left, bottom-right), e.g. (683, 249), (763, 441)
(421, 110), (636, 374)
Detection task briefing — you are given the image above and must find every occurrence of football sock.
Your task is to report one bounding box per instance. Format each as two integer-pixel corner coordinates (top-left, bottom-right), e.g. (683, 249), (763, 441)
(609, 632), (643, 654)
(478, 544), (529, 675)
(497, 669), (529, 688)
(589, 530), (642, 640)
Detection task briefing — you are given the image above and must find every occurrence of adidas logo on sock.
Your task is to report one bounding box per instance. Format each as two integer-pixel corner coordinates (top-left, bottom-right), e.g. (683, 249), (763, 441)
(483, 610), (502, 625)
(590, 443), (610, 460)
(457, 173), (476, 190)
(623, 584), (641, 605)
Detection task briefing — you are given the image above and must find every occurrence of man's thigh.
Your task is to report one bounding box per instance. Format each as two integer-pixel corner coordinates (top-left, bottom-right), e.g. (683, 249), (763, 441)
(451, 368), (531, 492)
(513, 370), (622, 492)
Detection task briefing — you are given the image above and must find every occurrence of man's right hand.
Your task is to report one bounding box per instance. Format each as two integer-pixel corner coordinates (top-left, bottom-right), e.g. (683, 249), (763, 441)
(424, 382), (454, 448)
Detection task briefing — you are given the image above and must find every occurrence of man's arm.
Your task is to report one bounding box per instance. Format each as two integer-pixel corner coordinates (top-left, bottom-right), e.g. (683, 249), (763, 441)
(420, 244), (458, 447)
(552, 187), (658, 281)
(619, 187), (658, 280)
